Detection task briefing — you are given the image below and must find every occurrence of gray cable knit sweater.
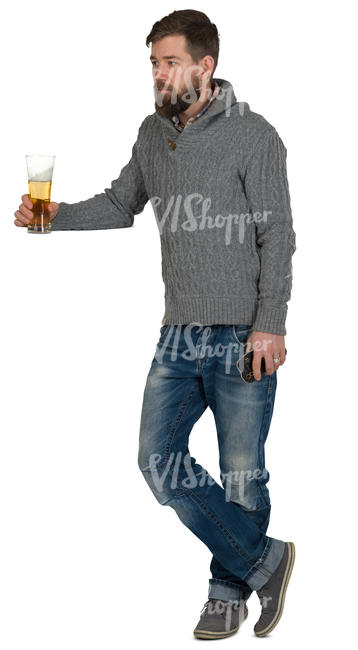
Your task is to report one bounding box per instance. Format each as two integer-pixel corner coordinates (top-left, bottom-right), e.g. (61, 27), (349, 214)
(51, 77), (296, 335)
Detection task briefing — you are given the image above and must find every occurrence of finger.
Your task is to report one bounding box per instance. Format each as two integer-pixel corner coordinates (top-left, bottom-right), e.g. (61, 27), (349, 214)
(279, 346), (286, 365)
(14, 215), (27, 226)
(264, 353), (275, 375)
(14, 209), (30, 225)
(19, 204), (33, 219)
(270, 350), (281, 370)
(252, 352), (263, 381)
(246, 336), (253, 353)
(21, 194), (33, 209)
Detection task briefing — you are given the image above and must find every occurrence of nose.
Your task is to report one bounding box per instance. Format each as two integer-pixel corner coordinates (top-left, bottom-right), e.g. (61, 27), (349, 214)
(154, 74), (166, 87)
(153, 69), (170, 85)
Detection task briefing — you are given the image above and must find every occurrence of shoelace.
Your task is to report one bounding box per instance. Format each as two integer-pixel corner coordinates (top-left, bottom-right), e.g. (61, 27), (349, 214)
(200, 598), (233, 618)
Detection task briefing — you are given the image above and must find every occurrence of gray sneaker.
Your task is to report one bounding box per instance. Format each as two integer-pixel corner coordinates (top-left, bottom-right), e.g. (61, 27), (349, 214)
(254, 540), (295, 637)
(193, 597), (249, 639)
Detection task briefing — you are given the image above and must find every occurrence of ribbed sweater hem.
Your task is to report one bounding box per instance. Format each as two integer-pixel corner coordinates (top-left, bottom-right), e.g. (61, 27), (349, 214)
(163, 296), (257, 326)
(162, 296), (287, 335)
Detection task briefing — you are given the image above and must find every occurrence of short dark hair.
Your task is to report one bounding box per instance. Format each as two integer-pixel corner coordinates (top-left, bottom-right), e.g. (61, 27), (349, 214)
(146, 10), (220, 79)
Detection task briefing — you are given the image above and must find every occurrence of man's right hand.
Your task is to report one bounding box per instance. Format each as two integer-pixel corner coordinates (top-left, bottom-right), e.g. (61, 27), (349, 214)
(14, 194), (59, 227)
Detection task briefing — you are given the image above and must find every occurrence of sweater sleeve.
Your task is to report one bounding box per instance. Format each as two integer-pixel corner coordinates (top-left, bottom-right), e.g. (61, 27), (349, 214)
(243, 127), (297, 336)
(51, 138), (149, 231)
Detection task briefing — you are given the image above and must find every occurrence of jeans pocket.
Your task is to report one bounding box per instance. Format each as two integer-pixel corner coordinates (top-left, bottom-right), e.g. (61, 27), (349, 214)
(231, 324), (253, 346)
(159, 324), (170, 344)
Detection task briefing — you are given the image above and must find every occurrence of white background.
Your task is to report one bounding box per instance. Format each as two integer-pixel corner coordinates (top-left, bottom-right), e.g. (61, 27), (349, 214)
(1, 0), (356, 647)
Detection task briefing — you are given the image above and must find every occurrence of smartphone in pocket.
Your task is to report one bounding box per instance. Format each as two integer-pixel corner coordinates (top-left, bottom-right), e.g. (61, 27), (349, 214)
(237, 347), (287, 383)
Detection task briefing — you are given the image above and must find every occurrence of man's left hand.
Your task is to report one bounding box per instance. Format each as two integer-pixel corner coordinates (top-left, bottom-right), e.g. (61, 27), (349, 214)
(246, 331), (286, 381)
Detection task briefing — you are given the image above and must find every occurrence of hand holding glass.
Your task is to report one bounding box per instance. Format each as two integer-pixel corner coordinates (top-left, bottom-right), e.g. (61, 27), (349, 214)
(25, 155), (55, 233)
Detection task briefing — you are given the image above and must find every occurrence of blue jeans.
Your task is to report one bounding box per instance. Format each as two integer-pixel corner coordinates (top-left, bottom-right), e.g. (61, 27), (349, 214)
(138, 323), (284, 600)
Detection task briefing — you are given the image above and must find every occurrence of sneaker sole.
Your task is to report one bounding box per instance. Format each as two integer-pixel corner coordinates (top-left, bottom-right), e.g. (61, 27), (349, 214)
(254, 541), (295, 637)
(193, 605), (248, 639)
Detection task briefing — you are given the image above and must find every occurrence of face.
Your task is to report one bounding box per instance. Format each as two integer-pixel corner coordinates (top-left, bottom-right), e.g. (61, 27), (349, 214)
(151, 34), (213, 119)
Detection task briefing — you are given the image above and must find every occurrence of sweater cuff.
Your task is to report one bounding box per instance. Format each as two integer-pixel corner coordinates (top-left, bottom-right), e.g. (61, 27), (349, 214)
(252, 303), (288, 336)
(51, 202), (73, 230)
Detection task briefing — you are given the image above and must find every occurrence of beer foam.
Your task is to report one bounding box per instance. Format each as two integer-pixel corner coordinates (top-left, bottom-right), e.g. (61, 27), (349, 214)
(30, 167), (53, 182)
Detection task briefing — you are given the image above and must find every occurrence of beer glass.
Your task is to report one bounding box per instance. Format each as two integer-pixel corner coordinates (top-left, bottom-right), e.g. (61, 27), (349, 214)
(25, 155), (56, 234)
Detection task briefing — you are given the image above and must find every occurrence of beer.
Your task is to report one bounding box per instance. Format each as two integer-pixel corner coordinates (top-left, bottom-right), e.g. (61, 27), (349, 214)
(25, 155), (55, 234)
(27, 180), (52, 233)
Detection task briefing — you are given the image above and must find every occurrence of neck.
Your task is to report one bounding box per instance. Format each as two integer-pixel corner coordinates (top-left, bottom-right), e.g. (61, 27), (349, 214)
(178, 81), (214, 126)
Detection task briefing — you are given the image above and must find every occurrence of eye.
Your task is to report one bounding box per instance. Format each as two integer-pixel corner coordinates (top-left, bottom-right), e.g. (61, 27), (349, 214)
(151, 61), (177, 66)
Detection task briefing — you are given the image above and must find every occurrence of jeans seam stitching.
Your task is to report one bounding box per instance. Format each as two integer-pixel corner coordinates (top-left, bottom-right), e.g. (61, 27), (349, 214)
(256, 381), (275, 508)
(242, 537), (273, 582)
(181, 487), (254, 564)
(209, 578), (247, 589)
(163, 387), (197, 465)
(232, 325), (252, 347)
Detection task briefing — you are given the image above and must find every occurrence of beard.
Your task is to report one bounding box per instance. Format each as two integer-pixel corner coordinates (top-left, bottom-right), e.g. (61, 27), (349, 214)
(154, 75), (203, 119)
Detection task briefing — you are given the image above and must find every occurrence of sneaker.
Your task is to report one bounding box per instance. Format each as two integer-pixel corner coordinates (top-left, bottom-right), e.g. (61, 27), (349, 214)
(193, 597), (249, 639)
(254, 540), (295, 637)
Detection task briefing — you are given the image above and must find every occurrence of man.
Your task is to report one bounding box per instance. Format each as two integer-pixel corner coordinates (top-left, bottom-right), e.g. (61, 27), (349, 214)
(14, 9), (297, 640)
